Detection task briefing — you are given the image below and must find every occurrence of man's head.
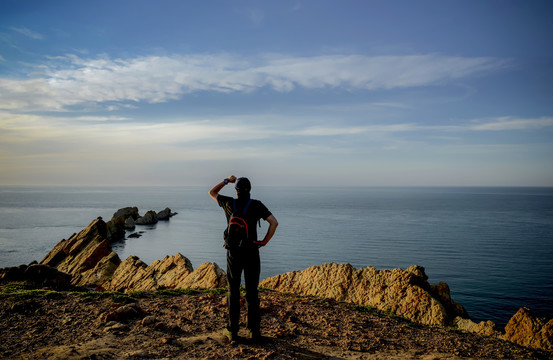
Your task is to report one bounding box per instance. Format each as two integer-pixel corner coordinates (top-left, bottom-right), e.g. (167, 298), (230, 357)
(235, 177), (251, 198)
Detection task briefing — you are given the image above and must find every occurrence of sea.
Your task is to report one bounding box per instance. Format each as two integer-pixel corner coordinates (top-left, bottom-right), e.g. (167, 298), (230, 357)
(1, 185), (552, 328)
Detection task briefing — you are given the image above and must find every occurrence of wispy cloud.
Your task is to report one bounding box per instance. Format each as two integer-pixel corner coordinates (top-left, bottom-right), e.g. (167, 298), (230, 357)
(470, 117), (553, 131)
(10, 27), (44, 40)
(0, 53), (508, 112)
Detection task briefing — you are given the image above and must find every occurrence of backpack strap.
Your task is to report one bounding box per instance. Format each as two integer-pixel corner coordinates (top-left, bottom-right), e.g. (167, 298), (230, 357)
(232, 199), (252, 216)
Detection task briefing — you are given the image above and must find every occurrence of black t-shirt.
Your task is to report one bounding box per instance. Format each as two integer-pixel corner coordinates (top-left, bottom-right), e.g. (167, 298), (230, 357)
(217, 195), (272, 243)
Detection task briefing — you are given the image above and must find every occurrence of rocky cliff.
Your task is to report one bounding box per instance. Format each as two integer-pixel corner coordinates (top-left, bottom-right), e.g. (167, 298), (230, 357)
(259, 263), (467, 327)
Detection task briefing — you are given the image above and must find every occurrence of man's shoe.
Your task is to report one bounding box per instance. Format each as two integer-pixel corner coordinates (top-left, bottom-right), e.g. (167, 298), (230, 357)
(246, 329), (264, 343)
(222, 328), (238, 343)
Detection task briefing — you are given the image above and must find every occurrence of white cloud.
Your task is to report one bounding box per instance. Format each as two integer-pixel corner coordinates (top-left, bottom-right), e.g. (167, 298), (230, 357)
(470, 117), (553, 131)
(10, 27), (44, 40)
(0, 53), (508, 112)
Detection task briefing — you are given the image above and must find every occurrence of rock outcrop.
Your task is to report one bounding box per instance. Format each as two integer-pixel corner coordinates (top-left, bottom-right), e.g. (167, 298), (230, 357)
(135, 210), (158, 225)
(259, 263), (467, 327)
(38, 217), (225, 292)
(106, 216), (126, 242)
(156, 207), (177, 221)
(0, 263), (72, 290)
(453, 316), (500, 337)
(107, 253), (225, 292)
(112, 207), (140, 221)
(40, 218), (122, 287)
(504, 307), (553, 351)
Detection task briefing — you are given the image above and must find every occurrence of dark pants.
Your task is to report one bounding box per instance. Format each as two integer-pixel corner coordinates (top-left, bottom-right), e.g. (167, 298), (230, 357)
(226, 247), (260, 334)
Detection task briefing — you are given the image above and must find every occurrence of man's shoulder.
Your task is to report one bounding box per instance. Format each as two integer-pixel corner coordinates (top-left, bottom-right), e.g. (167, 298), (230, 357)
(217, 194), (234, 206)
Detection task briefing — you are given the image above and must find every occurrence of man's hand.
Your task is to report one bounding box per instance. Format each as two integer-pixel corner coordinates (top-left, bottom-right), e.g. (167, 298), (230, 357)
(208, 175), (237, 201)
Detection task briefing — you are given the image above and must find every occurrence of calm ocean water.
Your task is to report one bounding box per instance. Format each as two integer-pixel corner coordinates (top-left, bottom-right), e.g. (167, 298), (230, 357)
(1, 185), (552, 327)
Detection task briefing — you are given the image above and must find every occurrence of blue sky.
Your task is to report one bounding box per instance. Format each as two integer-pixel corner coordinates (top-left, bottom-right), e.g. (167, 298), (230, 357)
(1, 0), (552, 186)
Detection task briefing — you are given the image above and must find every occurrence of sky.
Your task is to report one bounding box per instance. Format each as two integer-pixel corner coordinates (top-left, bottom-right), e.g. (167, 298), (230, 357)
(1, 0), (552, 187)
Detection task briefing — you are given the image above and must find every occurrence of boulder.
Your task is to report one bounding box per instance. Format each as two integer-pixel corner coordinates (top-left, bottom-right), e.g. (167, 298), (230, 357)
(106, 216), (126, 243)
(124, 217), (136, 230)
(259, 263), (467, 326)
(0, 263), (72, 290)
(453, 316), (500, 337)
(504, 307), (553, 351)
(157, 207), (177, 221)
(104, 303), (146, 322)
(112, 207), (139, 221)
(135, 210), (158, 225)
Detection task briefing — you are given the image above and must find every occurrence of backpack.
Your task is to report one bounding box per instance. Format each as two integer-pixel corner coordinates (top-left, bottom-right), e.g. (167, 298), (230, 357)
(225, 199), (253, 249)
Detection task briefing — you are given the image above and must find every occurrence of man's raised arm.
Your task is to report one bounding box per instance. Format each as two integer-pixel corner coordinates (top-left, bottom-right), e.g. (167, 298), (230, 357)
(208, 175), (236, 201)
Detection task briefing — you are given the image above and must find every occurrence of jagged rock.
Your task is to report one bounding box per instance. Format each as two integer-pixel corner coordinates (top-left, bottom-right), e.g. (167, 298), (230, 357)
(106, 217), (126, 243)
(75, 252), (121, 289)
(0, 263), (72, 290)
(430, 281), (469, 319)
(504, 307), (553, 351)
(107, 254), (225, 292)
(453, 316), (500, 337)
(259, 263), (466, 326)
(112, 207), (139, 221)
(109, 253), (194, 292)
(124, 217), (136, 230)
(174, 262), (227, 289)
(40, 218), (121, 287)
(135, 210), (158, 225)
(157, 207), (177, 221)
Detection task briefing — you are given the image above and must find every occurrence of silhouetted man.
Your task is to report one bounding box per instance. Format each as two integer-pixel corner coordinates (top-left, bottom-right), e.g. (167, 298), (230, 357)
(209, 175), (278, 342)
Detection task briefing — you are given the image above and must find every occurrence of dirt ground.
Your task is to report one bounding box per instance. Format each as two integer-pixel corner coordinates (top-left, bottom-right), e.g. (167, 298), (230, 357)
(0, 288), (551, 360)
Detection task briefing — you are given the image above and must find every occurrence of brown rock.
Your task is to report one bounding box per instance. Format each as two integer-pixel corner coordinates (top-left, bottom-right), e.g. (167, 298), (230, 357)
(135, 210), (158, 225)
(156, 207), (176, 221)
(0, 263), (72, 290)
(106, 216), (125, 243)
(112, 207), (139, 221)
(175, 262), (227, 289)
(259, 262), (466, 326)
(504, 307), (553, 351)
(76, 252), (121, 289)
(453, 316), (500, 337)
(104, 303), (146, 322)
(108, 253), (194, 292)
(40, 218), (121, 287)
(41, 218), (107, 269)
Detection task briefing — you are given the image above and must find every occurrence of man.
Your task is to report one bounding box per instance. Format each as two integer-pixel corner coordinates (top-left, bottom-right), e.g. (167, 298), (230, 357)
(208, 175), (278, 342)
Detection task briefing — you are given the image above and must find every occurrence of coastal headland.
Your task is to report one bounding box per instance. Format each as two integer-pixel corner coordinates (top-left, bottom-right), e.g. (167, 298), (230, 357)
(1, 208), (551, 359)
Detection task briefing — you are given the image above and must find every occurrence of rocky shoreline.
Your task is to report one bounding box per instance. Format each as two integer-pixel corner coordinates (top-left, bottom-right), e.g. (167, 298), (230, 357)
(1, 207), (552, 358)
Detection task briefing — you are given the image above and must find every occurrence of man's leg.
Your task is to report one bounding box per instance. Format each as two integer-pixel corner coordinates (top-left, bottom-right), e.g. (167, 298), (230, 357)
(244, 248), (261, 337)
(226, 250), (243, 337)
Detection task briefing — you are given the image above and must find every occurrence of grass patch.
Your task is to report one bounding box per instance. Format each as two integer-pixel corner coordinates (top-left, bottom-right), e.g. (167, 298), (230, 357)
(0, 282), (33, 294)
(352, 304), (418, 326)
(1, 283), (227, 302)
(352, 304), (380, 316)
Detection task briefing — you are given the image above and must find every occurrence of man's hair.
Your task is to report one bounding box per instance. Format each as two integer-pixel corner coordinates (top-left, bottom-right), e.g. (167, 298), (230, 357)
(235, 177), (251, 193)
